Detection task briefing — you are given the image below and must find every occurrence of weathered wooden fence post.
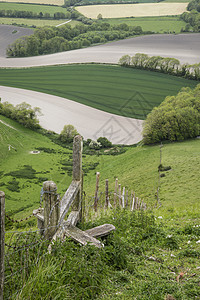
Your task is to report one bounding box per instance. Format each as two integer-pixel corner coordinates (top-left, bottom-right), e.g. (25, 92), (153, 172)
(114, 178), (118, 208)
(94, 172), (100, 212)
(105, 179), (109, 208)
(0, 191), (5, 300)
(43, 181), (59, 240)
(72, 135), (83, 212)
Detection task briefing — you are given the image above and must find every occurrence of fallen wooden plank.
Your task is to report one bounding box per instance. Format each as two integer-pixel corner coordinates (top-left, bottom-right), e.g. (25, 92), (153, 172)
(63, 224), (103, 248)
(85, 224), (115, 238)
(59, 180), (81, 225)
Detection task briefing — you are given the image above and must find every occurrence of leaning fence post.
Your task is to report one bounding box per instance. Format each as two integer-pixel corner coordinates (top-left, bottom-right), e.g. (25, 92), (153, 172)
(0, 191), (5, 300)
(72, 135), (83, 212)
(43, 181), (59, 240)
(94, 172), (100, 212)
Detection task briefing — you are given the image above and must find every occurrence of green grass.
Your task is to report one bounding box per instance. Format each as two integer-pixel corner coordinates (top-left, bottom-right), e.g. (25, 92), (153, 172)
(0, 2), (67, 15)
(101, 16), (186, 33)
(0, 115), (99, 217)
(0, 64), (198, 119)
(0, 17), (78, 27)
(84, 139), (200, 221)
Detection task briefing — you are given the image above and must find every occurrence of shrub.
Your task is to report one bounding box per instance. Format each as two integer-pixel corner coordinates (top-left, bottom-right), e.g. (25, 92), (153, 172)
(97, 137), (112, 148)
(143, 84), (200, 144)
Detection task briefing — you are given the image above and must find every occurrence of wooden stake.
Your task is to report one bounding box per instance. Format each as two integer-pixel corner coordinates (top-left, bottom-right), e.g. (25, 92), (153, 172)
(114, 178), (118, 208)
(0, 191), (5, 300)
(118, 184), (121, 206)
(43, 181), (59, 240)
(94, 172), (100, 212)
(72, 135), (83, 211)
(122, 187), (125, 208)
(131, 192), (135, 211)
(126, 190), (129, 208)
(105, 179), (109, 209)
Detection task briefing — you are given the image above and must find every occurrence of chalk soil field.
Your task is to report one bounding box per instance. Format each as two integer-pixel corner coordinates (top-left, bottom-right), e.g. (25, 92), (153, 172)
(0, 33), (199, 66)
(0, 86), (143, 145)
(0, 25), (33, 57)
(0, 0), (64, 4)
(77, 3), (188, 19)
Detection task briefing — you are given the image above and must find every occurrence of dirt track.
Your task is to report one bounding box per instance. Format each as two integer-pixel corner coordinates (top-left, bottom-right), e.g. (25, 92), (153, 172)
(0, 86), (143, 145)
(0, 33), (200, 67)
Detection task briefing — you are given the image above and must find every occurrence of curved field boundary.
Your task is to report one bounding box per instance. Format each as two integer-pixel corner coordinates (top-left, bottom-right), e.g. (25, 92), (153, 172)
(0, 86), (143, 145)
(0, 33), (199, 66)
(76, 3), (188, 19)
(0, 0), (64, 5)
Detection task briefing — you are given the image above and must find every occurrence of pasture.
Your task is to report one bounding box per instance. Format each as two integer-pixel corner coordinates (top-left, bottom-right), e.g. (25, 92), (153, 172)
(99, 16), (186, 33)
(0, 0), (64, 5)
(0, 2), (67, 15)
(0, 64), (198, 119)
(76, 3), (188, 19)
(0, 17), (74, 27)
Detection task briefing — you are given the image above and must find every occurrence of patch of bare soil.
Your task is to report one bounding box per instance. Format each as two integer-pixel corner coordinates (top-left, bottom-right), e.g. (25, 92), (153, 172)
(0, 24), (33, 57)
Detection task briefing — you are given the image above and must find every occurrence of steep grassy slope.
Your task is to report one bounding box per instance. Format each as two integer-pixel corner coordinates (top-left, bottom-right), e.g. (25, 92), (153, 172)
(84, 139), (200, 220)
(0, 64), (198, 119)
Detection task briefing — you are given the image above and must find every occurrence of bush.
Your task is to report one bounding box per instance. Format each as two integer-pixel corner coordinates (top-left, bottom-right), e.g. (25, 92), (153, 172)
(97, 137), (112, 148)
(143, 84), (200, 144)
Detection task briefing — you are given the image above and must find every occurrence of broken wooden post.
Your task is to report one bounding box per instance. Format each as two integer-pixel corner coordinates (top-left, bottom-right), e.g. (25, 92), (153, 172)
(114, 178), (118, 207)
(72, 135), (83, 212)
(94, 172), (100, 212)
(105, 179), (109, 208)
(0, 191), (5, 300)
(43, 181), (59, 240)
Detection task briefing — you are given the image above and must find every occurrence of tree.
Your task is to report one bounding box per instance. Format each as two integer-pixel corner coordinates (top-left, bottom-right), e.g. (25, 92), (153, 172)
(60, 125), (79, 143)
(97, 13), (103, 20)
(142, 84), (200, 144)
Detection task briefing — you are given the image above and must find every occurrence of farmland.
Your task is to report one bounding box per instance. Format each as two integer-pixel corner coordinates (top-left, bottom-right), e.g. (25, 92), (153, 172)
(99, 16), (186, 33)
(0, 0), (64, 5)
(0, 17), (73, 27)
(0, 64), (198, 119)
(0, 2), (67, 14)
(76, 3), (188, 19)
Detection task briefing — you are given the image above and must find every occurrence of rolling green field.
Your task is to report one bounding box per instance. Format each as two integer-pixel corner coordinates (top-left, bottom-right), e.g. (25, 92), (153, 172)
(0, 2), (67, 14)
(100, 16), (186, 33)
(0, 65), (198, 119)
(1, 113), (200, 222)
(0, 17), (76, 27)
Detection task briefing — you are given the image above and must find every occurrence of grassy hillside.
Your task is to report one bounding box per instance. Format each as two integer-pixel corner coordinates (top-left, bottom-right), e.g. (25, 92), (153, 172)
(0, 115), (100, 217)
(2, 116), (200, 299)
(0, 64), (198, 119)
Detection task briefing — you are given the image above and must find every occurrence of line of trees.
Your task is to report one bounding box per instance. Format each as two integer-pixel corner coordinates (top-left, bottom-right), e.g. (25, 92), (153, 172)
(7, 23), (144, 57)
(119, 53), (200, 81)
(180, 0), (200, 32)
(63, 0), (162, 7)
(0, 9), (77, 20)
(142, 84), (200, 144)
(0, 100), (41, 129)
